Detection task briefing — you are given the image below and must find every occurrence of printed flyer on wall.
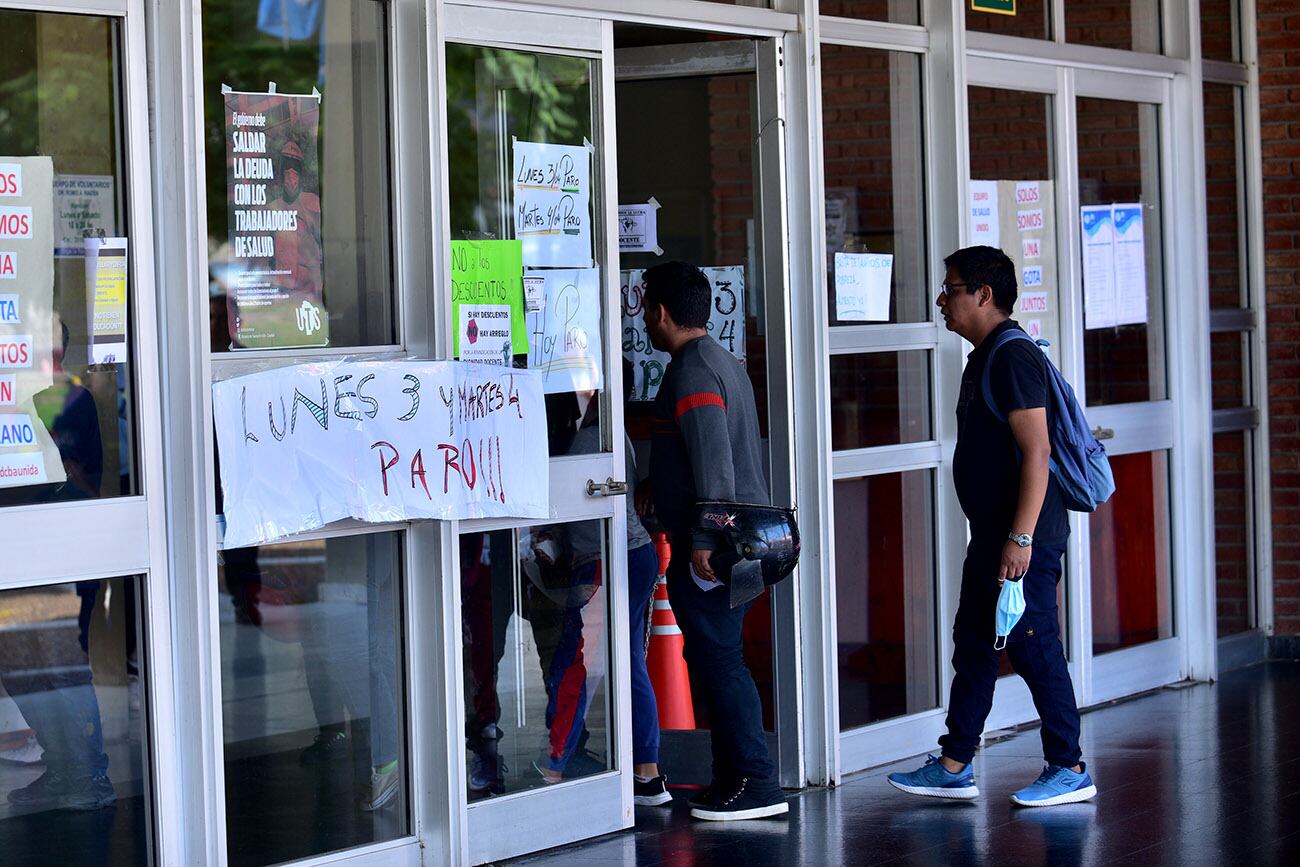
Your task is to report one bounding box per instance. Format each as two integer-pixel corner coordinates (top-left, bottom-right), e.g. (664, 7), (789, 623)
(512, 139), (592, 269)
(0, 156), (66, 489)
(450, 239), (528, 361)
(222, 86), (327, 350)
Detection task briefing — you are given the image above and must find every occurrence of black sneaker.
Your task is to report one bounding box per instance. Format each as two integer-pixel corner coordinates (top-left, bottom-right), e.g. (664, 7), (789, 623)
(60, 774), (117, 811)
(299, 730), (349, 766)
(689, 777), (788, 821)
(687, 779), (724, 808)
(634, 774), (673, 807)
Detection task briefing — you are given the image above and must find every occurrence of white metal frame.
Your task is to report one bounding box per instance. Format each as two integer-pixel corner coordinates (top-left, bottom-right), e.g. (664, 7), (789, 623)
(0, 0), (180, 862)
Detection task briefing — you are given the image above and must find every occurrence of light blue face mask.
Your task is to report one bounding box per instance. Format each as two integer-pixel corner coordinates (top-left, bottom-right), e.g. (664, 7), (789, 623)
(994, 578), (1026, 650)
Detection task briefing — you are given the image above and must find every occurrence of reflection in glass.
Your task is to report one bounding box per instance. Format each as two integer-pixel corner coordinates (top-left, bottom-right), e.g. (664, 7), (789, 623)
(1066, 0), (1161, 53)
(202, 0), (394, 352)
(446, 44), (605, 456)
(969, 88), (1052, 181)
(1213, 432), (1253, 636)
(818, 0), (920, 25)
(1201, 0), (1241, 63)
(0, 578), (148, 864)
(0, 10), (139, 507)
(1210, 331), (1248, 410)
(1077, 97), (1165, 406)
(966, 0), (1050, 40)
(218, 533), (407, 867)
(820, 46), (927, 325)
(461, 524), (611, 800)
(829, 351), (932, 450)
(835, 472), (938, 729)
(1090, 451), (1173, 654)
(1204, 83), (1246, 309)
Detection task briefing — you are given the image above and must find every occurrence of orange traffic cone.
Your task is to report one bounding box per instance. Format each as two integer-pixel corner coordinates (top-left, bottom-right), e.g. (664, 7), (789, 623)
(646, 533), (695, 730)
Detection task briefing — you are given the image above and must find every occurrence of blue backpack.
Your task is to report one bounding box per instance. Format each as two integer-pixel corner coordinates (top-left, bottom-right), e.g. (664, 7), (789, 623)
(980, 329), (1116, 512)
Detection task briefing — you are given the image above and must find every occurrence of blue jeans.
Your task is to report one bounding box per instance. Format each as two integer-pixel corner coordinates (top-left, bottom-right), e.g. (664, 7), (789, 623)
(627, 542), (660, 765)
(665, 544), (775, 783)
(939, 537), (1082, 768)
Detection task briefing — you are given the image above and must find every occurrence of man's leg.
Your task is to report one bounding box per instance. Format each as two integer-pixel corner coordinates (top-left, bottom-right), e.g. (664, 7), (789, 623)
(937, 540), (1004, 768)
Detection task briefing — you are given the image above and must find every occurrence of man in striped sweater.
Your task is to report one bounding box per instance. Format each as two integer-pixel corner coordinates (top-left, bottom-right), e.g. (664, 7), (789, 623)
(638, 261), (787, 822)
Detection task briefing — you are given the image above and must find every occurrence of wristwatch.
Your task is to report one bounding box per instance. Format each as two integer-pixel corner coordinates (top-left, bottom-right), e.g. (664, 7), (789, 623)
(1008, 532), (1033, 548)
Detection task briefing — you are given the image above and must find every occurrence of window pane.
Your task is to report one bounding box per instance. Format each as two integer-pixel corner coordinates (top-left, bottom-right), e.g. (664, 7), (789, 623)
(1204, 83), (1246, 309)
(1210, 331), (1248, 410)
(446, 44), (607, 457)
(968, 88), (1063, 363)
(202, 0), (394, 352)
(821, 47), (927, 325)
(1200, 0), (1241, 62)
(835, 472), (938, 729)
(819, 1), (920, 26)
(219, 532), (408, 866)
(966, 0), (1050, 40)
(1090, 450), (1174, 654)
(829, 351), (932, 450)
(0, 11), (141, 507)
(1214, 432), (1253, 635)
(461, 523), (612, 799)
(0, 577), (150, 864)
(1077, 97), (1166, 406)
(1066, 0), (1161, 53)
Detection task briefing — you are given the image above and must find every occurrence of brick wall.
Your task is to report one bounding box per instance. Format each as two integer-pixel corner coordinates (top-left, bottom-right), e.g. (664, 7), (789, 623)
(1258, 1), (1300, 634)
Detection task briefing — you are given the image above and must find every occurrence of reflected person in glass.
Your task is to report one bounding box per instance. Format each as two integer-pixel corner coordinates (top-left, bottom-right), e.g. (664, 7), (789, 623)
(888, 246), (1095, 807)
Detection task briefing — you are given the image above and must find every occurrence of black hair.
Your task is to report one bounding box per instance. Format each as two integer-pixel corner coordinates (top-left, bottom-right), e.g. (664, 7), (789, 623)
(641, 261), (711, 330)
(943, 245), (1017, 315)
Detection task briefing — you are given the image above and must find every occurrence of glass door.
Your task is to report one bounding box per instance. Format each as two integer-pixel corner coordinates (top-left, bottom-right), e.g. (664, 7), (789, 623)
(0, 3), (174, 863)
(1072, 70), (1183, 700)
(964, 58), (1085, 733)
(438, 7), (627, 863)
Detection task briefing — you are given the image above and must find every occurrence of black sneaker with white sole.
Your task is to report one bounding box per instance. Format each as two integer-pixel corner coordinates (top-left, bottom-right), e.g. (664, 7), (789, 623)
(687, 780), (723, 809)
(689, 776), (788, 821)
(633, 774), (673, 806)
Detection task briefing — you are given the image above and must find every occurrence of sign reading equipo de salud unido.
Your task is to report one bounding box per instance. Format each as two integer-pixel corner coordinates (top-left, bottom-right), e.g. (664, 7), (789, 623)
(621, 266), (745, 401)
(213, 360), (549, 549)
(0, 157), (66, 489)
(223, 86), (327, 350)
(512, 139), (592, 269)
(450, 239), (528, 363)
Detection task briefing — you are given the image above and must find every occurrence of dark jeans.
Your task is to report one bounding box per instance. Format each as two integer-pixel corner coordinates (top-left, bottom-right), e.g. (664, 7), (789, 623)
(665, 543), (775, 784)
(939, 537), (1082, 769)
(627, 542), (660, 765)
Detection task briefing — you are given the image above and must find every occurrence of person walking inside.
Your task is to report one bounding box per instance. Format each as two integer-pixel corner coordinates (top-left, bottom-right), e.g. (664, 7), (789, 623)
(638, 261), (786, 821)
(888, 246), (1097, 808)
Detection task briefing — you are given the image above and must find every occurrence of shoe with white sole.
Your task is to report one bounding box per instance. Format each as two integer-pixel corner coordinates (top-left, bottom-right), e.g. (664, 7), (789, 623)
(690, 776), (788, 821)
(887, 755), (979, 800)
(634, 774), (673, 807)
(1010, 763), (1097, 807)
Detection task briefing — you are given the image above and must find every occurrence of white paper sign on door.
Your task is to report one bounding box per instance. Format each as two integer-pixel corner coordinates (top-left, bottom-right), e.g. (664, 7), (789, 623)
(512, 139), (592, 268)
(618, 199), (661, 254)
(1111, 204), (1148, 327)
(968, 180), (1000, 247)
(458, 304), (514, 367)
(525, 268), (604, 394)
(1080, 204), (1117, 330)
(833, 252), (893, 321)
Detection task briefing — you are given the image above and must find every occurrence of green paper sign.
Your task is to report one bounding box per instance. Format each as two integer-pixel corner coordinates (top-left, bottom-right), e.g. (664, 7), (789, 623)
(450, 239), (528, 359)
(971, 0), (1015, 15)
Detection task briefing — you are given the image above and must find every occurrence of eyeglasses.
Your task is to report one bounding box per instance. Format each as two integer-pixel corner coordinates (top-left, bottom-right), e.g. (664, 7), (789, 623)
(938, 281), (971, 297)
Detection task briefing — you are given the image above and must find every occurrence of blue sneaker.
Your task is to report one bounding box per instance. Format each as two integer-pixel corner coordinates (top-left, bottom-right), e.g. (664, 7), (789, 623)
(887, 755), (979, 800)
(1010, 763), (1097, 807)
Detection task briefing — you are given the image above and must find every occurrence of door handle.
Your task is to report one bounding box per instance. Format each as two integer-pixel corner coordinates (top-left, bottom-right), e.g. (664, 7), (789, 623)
(1092, 426), (1115, 441)
(586, 477), (629, 497)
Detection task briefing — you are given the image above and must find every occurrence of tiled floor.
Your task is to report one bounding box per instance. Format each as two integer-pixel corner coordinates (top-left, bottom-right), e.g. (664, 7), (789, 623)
(506, 661), (1300, 866)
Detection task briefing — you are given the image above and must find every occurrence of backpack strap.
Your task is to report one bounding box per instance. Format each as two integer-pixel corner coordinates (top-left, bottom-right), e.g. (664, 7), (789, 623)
(980, 328), (1040, 424)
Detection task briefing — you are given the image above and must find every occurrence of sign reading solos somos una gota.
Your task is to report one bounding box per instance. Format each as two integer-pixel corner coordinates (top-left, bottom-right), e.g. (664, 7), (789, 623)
(223, 85), (327, 350)
(0, 157), (65, 489)
(213, 360), (549, 548)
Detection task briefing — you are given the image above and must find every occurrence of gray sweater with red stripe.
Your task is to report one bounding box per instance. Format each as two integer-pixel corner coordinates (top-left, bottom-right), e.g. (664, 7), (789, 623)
(650, 335), (769, 551)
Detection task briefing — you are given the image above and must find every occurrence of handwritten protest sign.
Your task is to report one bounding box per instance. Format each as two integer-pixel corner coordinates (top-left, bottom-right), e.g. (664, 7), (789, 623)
(512, 139), (592, 268)
(450, 239), (527, 358)
(525, 268), (604, 394)
(213, 360), (549, 548)
(621, 266), (745, 401)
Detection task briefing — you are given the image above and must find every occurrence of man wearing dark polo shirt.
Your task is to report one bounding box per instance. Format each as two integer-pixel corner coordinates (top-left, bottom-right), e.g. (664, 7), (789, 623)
(888, 246), (1096, 808)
